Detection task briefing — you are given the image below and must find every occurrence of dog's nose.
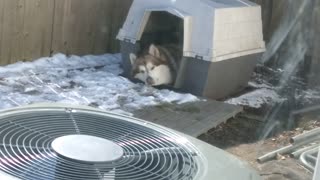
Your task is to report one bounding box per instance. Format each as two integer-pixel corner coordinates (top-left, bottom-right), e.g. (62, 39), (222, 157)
(146, 77), (154, 85)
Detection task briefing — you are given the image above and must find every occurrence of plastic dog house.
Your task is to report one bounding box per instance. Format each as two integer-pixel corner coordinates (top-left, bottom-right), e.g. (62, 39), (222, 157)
(117, 0), (265, 99)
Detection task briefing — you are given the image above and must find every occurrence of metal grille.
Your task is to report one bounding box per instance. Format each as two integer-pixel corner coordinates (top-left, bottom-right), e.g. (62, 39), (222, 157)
(0, 107), (200, 180)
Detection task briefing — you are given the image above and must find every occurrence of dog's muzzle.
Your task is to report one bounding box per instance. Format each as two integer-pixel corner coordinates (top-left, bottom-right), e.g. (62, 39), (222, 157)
(146, 77), (155, 85)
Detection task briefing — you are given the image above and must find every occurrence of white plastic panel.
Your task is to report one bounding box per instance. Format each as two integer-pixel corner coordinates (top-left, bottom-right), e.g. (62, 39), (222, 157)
(212, 6), (265, 61)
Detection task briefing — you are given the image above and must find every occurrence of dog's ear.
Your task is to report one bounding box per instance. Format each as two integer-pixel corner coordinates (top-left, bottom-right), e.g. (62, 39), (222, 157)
(129, 53), (137, 65)
(149, 44), (160, 58)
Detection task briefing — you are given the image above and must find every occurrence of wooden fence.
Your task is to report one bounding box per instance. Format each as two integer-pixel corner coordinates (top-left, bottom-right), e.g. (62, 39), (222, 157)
(0, 0), (132, 65)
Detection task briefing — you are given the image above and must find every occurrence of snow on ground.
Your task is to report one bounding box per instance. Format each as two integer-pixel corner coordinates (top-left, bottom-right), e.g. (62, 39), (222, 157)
(225, 88), (283, 109)
(224, 65), (286, 108)
(295, 88), (320, 106)
(0, 53), (198, 115)
(226, 77), (320, 109)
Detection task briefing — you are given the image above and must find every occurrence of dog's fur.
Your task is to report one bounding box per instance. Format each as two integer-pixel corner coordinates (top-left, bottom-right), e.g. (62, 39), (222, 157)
(130, 44), (181, 86)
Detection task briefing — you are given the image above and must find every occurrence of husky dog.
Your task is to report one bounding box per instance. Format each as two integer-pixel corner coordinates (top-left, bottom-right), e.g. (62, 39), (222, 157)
(129, 44), (181, 86)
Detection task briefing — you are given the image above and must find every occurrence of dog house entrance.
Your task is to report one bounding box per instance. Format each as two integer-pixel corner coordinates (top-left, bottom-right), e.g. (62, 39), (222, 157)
(138, 11), (184, 55)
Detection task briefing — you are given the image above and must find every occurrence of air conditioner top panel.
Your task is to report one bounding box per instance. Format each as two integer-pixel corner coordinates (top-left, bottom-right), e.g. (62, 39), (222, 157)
(0, 103), (262, 180)
(117, 0), (265, 61)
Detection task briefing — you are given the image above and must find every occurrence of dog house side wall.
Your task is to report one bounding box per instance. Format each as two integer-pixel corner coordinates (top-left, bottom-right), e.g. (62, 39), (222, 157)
(174, 57), (211, 96)
(204, 53), (261, 99)
(175, 53), (260, 99)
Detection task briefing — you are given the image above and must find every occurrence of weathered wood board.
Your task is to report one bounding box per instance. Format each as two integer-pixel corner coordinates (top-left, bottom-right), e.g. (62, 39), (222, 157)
(133, 100), (243, 137)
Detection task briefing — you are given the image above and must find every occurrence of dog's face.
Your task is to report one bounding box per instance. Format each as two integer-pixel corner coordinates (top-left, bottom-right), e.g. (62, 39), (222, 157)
(130, 44), (172, 86)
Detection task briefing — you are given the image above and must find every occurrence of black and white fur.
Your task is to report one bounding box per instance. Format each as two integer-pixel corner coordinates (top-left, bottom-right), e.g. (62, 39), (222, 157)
(130, 44), (181, 86)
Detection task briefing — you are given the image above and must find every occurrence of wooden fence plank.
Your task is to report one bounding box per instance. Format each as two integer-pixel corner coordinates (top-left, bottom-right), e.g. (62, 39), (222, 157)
(51, 0), (115, 55)
(269, 0), (286, 36)
(0, 0), (4, 64)
(52, 0), (76, 55)
(49, 0), (68, 55)
(309, 0), (320, 87)
(11, 0), (26, 63)
(22, 0), (54, 62)
(91, 0), (115, 54)
(0, 0), (25, 65)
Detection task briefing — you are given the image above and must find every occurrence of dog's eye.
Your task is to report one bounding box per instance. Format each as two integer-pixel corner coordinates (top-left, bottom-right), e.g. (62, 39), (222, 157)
(140, 70), (145, 73)
(151, 66), (155, 70)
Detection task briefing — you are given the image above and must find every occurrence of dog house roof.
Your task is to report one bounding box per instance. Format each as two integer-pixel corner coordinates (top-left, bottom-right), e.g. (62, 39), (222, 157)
(117, 0), (265, 61)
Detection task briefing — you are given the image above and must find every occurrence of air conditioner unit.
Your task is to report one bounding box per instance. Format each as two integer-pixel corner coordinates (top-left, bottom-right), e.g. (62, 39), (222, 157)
(0, 103), (261, 180)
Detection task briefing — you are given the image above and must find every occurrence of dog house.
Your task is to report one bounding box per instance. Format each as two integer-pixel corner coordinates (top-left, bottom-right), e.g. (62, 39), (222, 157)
(117, 0), (265, 99)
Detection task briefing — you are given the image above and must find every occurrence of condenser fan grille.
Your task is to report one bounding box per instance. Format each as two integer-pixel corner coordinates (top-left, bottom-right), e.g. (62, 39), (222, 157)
(0, 107), (200, 180)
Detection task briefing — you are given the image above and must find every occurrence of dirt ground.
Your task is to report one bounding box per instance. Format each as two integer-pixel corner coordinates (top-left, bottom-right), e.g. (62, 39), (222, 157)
(198, 111), (319, 180)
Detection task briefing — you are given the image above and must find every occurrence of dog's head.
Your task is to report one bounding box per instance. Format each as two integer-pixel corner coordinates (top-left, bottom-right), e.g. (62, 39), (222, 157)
(130, 44), (172, 86)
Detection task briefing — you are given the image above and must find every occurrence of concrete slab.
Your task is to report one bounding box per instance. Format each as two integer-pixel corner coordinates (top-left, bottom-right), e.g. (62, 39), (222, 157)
(133, 100), (243, 137)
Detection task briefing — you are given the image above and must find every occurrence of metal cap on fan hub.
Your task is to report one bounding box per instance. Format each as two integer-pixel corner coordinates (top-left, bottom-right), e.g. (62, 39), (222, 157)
(51, 135), (124, 163)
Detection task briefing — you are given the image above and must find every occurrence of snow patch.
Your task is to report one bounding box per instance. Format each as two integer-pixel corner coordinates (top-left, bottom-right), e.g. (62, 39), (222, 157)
(295, 88), (320, 106)
(0, 53), (199, 115)
(248, 81), (274, 89)
(225, 88), (283, 108)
